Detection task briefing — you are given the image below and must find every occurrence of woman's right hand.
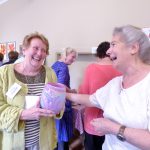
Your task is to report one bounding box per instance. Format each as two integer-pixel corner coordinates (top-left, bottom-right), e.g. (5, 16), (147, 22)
(66, 86), (77, 93)
(70, 89), (77, 93)
(20, 99), (55, 120)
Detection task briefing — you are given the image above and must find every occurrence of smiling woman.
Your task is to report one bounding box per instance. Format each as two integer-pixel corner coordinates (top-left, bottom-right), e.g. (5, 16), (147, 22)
(52, 47), (78, 150)
(65, 25), (150, 150)
(0, 32), (63, 150)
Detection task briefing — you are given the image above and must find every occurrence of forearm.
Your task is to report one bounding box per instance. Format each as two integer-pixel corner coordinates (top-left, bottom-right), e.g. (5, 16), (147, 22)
(66, 93), (93, 106)
(92, 118), (150, 149)
(0, 105), (22, 132)
(124, 127), (150, 150)
(108, 122), (150, 149)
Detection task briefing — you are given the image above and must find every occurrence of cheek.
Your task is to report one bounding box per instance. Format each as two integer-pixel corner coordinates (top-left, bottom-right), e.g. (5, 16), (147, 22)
(69, 58), (74, 63)
(66, 57), (71, 62)
(42, 53), (47, 58)
(24, 49), (34, 56)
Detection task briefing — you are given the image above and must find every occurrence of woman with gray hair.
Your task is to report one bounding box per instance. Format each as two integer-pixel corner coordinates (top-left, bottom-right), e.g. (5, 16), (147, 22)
(66, 25), (150, 150)
(52, 47), (78, 150)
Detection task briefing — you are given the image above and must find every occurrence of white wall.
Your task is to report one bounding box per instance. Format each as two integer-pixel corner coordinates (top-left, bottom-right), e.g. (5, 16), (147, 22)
(0, 0), (150, 88)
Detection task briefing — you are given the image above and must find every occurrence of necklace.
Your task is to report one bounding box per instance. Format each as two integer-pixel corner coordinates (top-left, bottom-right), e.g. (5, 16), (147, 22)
(23, 73), (36, 85)
(14, 64), (46, 96)
(24, 69), (45, 84)
(23, 67), (45, 96)
(22, 62), (41, 84)
(22, 65), (33, 84)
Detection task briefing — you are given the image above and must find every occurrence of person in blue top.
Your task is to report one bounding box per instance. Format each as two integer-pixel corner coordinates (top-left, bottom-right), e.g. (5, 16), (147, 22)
(52, 47), (78, 150)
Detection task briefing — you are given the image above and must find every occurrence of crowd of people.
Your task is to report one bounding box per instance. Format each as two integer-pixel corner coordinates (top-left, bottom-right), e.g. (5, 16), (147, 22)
(0, 25), (150, 150)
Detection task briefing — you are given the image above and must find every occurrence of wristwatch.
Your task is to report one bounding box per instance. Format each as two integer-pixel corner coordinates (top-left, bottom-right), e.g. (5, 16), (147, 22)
(117, 125), (126, 141)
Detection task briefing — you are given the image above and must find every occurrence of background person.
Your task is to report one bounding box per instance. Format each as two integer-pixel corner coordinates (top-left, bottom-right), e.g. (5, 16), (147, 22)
(52, 47), (78, 150)
(3, 50), (19, 65)
(66, 25), (150, 150)
(14, 46), (25, 64)
(0, 52), (4, 66)
(0, 32), (63, 150)
(79, 41), (121, 150)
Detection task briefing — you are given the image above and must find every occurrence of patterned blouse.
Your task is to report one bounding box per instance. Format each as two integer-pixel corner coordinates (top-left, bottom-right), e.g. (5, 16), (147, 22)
(14, 67), (45, 147)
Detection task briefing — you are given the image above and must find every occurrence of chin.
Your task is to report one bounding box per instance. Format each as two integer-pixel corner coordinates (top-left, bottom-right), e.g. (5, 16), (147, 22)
(112, 62), (118, 69)
(31, 62), (42, 67)
(114, 65), (122, 72)
(67, 62), (72, 65)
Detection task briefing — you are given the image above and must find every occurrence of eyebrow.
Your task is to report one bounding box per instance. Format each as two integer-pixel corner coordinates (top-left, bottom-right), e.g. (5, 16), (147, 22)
(110, 41), (115, 45)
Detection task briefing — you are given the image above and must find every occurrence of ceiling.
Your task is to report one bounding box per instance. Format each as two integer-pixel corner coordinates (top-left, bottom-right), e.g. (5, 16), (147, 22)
(0, 0), (8, 5)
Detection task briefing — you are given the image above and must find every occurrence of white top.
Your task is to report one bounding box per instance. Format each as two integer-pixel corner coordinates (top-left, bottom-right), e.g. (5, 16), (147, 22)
(90, 74), (150, 150)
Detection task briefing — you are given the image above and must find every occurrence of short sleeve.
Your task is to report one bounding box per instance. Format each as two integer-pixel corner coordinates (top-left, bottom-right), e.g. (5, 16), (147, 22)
(56, 66), (69, 85)
(52, 62), (70, 87)
(89, 85), (109, 109)
(89, 77), (121, 110)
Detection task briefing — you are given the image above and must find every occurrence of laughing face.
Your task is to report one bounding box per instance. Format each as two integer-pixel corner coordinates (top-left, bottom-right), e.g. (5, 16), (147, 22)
(107, 35), (132, 71)
(24, 38), (47, 69)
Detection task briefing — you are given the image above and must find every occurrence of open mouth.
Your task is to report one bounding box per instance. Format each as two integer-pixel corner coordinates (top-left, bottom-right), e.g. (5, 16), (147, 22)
(110, 56), (117, 61)
(32, 56), (41, 62)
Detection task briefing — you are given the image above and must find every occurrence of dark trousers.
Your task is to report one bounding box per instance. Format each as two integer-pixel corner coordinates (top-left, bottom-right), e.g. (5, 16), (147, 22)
(54, 141), (69, 150)
(84, 131), (105, 150)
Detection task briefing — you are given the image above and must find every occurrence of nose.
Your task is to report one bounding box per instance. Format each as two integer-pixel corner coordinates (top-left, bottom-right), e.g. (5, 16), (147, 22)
(37, 48), (47, 55)
(37, 49), (42, 55)
(106, 47), (112, 56)
(73, 57), (76, 62)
